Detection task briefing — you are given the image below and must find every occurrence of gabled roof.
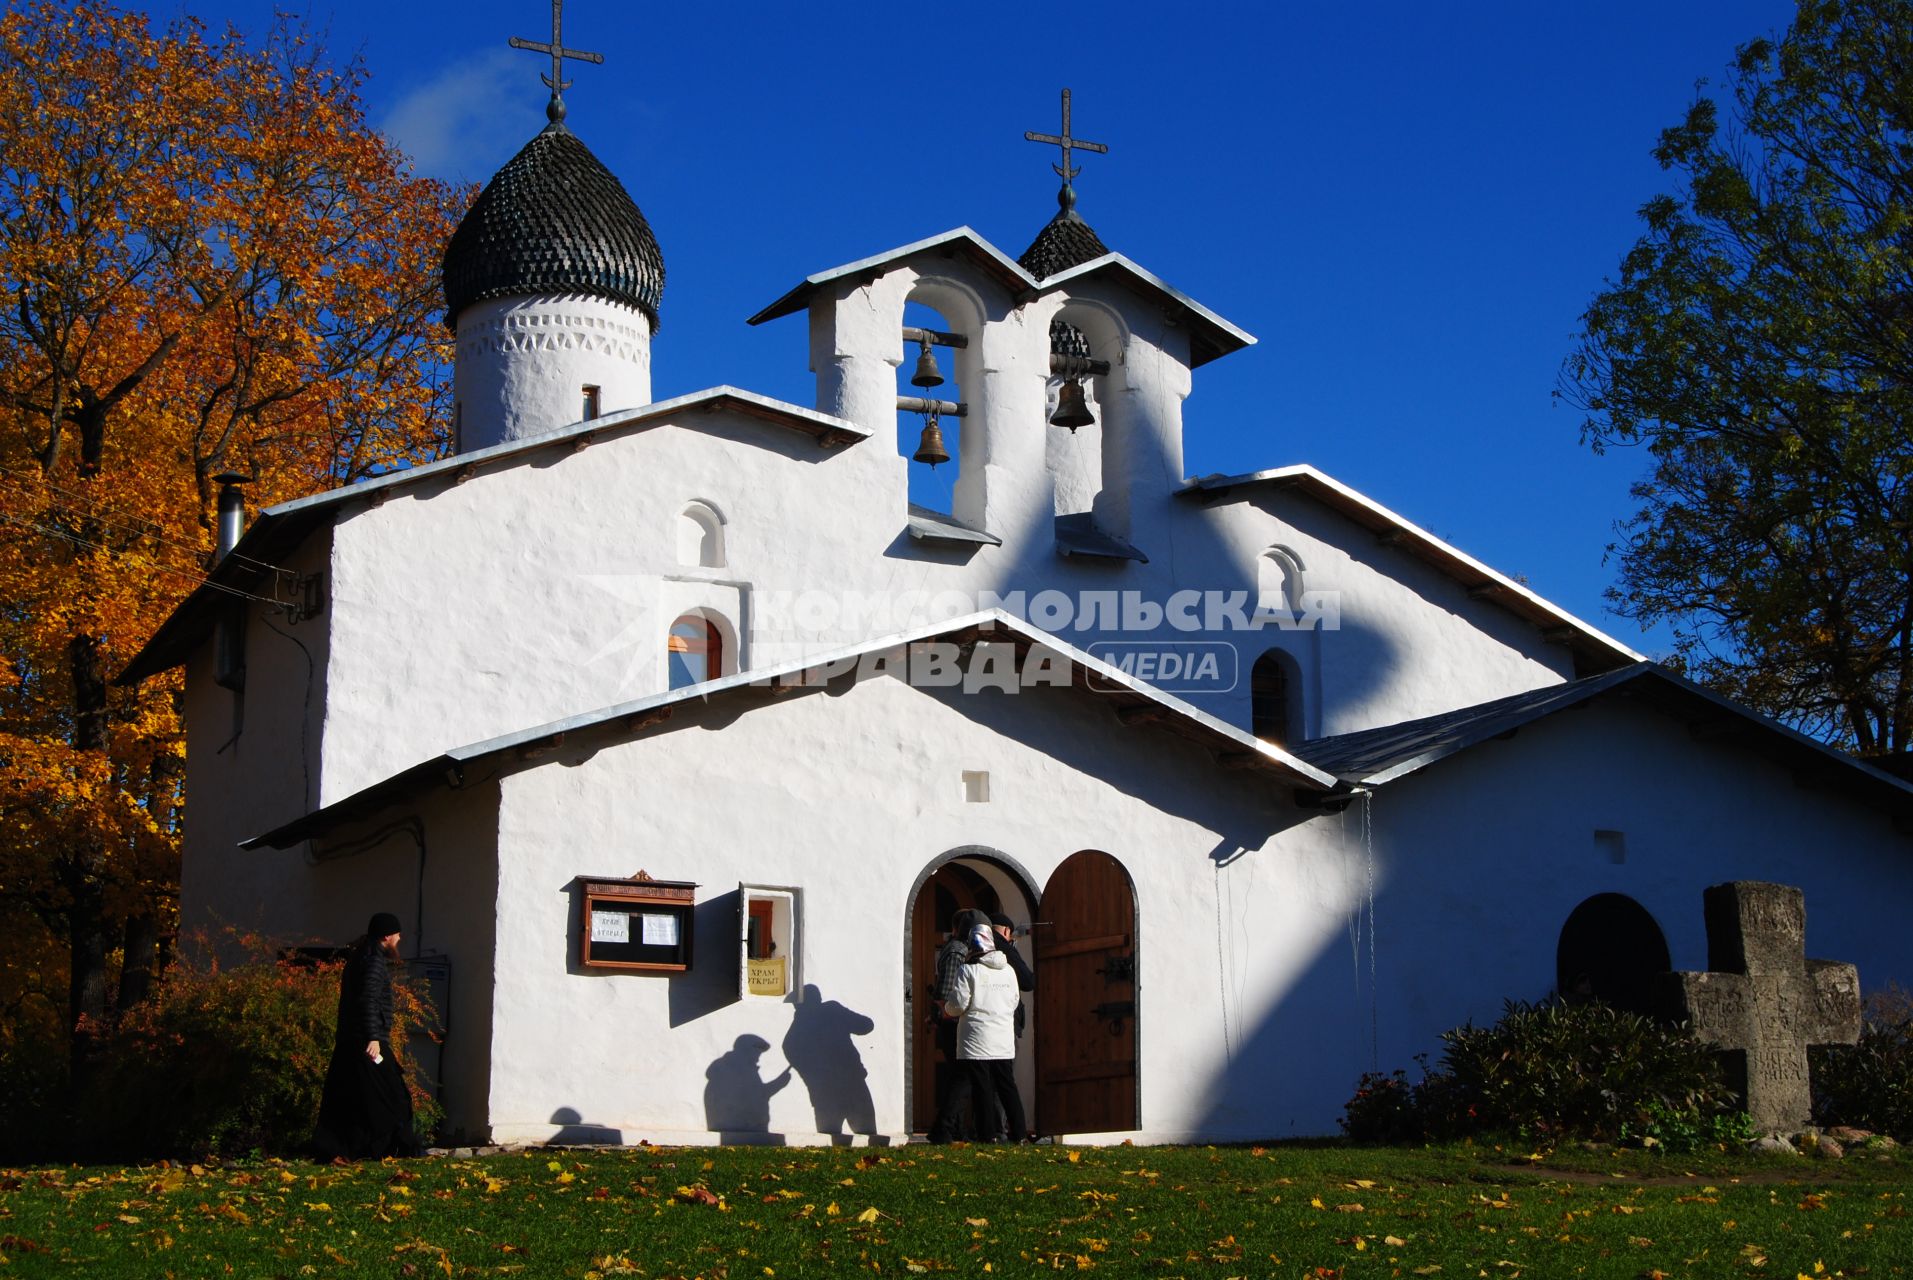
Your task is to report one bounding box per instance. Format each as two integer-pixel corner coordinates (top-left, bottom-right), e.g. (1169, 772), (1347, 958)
(746, 229), (1254, 368)
(1178, 464), (1641, 676)
(1292, 662), (1913, 822)
(1037, 254), (1254, 368)
(241, 610), (1342, 850)
(746, 229), (1034, 325)
(118, 388), (865, 685)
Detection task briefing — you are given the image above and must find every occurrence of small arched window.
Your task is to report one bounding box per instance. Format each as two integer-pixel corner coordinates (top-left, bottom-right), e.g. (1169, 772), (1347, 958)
(667, 614), (724, 689)
(1257, 546), (1306, 622)
(1251, 649), (1298, 745)
(678, 502), (725, 568)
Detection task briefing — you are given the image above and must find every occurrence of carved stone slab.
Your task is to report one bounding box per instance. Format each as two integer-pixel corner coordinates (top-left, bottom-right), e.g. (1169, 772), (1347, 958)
(1656, 882), (1860, 1134)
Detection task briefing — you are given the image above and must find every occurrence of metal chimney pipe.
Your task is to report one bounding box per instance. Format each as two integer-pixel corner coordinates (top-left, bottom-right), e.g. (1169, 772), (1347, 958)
(213, 472), (248, 563)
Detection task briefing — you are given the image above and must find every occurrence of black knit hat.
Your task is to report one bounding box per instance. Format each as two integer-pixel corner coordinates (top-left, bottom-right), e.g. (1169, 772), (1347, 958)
(367, 912), (402, 939)
(989, 912), (1015, 930)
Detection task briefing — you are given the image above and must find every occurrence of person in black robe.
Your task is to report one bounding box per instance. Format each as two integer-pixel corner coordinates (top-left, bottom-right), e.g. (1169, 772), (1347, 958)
(312, 912), (422, 1159)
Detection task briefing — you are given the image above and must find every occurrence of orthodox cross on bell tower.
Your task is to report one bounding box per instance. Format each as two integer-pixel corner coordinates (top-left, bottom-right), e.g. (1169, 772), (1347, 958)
(1024, 88), (1108, 191)
(509, 0), (604, 126)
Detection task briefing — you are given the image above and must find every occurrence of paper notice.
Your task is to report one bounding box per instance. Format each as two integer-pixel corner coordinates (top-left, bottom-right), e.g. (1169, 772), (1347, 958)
(590, 911), (630, 944)
(641, 912), (680, 947)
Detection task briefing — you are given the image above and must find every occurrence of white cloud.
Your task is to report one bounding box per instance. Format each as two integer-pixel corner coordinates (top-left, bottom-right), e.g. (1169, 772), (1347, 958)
(381, 48), (535, 183)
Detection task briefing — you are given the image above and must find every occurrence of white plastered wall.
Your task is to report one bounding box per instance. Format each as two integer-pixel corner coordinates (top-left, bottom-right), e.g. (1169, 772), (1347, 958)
(454, 294), (653, 451)
(480, 665), (1367, 1146)
(178, 530), (333, 942)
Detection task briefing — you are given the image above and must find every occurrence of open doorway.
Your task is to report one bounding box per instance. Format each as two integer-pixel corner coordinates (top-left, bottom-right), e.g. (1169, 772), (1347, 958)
(904, 850), (1038, 1134)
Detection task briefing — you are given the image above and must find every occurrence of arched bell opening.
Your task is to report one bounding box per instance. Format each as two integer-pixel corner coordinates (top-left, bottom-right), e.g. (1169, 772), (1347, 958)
(898, 280), (983, 524)
(1555, 893), (1672, 1017)
(902, 846), (1041, 1135)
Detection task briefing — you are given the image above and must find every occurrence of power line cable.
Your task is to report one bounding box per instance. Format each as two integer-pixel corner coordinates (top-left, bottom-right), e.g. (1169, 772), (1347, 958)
(0, 511), (282, 606)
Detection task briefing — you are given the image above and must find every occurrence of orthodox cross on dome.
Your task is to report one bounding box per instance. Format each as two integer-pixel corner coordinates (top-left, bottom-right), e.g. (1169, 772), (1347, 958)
(1024, 88), (1108, 189)
(508, 0), (604, 126)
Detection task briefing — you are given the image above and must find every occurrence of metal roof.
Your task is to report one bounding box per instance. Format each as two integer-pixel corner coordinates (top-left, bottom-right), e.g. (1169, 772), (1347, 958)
(1055, 512), (1147, 563)
(1292, 663), (1913, 822)
(746, 230), (1254, 369)
(241, 609), (1343, 850)
(117, 388), (865, 685)
(442, 124), (665, 327)
(907, 504), (1001, 547)
(1178, 464), (1641, 675)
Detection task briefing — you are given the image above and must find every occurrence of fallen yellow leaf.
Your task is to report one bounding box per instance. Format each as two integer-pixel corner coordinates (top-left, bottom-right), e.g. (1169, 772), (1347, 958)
(1385, 1235), (1408, 1247)
(856, 1207), (880, 1223)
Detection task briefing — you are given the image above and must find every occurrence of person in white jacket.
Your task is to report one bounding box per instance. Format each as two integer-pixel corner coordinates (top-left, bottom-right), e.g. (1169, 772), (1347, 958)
(943, 931), (1027, 1142)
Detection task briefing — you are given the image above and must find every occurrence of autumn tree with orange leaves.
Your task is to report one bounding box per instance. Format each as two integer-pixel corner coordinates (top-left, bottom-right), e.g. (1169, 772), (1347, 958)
(0, 0), (463, 1098)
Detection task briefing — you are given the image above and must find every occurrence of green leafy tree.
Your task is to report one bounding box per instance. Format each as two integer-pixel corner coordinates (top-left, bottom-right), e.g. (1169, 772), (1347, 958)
(1562, 0), (1913, 755)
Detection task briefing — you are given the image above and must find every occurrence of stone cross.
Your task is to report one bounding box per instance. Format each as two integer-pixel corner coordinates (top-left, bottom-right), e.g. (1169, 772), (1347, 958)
(509, 0), (604, 125)
(1025, 88), (1108, 184)
(1656, 881), (1860, 1134)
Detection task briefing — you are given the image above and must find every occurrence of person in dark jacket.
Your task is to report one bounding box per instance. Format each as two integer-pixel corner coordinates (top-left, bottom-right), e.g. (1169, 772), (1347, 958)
(312, 913), (422, 1159)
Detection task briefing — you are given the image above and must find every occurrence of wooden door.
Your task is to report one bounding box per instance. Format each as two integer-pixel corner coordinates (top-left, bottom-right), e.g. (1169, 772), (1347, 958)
(908, 862), (992, 1131)
(1035, 850), (1137, 1135)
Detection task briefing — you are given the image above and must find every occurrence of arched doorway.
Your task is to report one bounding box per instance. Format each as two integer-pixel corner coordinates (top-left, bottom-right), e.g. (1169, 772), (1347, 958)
(1556, 893), (1671, 1016)
(1035, 850), (1138, 1136)
(904, 850), (1038, 1134)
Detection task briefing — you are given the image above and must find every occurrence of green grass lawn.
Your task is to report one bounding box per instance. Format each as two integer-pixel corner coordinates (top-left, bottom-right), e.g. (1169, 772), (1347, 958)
(2, 1141), (1907, 1279)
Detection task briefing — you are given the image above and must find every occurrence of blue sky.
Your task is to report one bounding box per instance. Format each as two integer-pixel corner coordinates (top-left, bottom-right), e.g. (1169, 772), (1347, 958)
(140, 0), (1803, 655)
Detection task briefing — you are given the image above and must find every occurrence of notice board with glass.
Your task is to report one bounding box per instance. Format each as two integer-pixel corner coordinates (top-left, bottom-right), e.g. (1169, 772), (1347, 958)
(579, 873), (697, 971)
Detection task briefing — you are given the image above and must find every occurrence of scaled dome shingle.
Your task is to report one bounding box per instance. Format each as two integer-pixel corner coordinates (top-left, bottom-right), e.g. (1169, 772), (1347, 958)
(1019, 186), (1109, 359)
(442, 124), (665, 329)
(1016, 185), (1110, 282)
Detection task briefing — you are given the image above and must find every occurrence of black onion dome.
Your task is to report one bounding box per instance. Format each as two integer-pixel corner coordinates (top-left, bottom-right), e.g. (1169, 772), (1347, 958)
(1016, 183), (1110, 281)
(442, 124), (664, 329)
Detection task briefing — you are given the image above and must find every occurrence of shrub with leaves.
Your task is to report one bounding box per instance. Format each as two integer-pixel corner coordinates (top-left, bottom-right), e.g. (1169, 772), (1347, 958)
(82, 932), (441, 1158)
(1344, 1000), (1738, 1145)
(1341, 1069), (1421, 1144)
(1441, 1000), (1734, 1142)
(1811, 985), (1913, 1141)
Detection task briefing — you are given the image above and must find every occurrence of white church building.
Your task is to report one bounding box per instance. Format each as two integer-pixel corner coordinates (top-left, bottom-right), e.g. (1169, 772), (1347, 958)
(123, 77), (1913, 1147)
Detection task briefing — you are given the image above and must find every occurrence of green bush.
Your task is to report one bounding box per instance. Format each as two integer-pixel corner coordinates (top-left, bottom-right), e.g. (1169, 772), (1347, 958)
(1343, 1000), (1740, 1146)
(1341, 1069), (1421, 1145)
(81, 933), (441, 1159)
(1811, 985), (1913, 1141)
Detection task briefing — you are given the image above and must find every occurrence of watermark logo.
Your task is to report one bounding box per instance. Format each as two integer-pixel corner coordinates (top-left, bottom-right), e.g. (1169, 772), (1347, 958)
(1087, 641), (1238, 693)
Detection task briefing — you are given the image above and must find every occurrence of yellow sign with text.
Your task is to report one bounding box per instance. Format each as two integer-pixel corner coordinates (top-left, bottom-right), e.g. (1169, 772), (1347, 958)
(747, 955), (788, 996)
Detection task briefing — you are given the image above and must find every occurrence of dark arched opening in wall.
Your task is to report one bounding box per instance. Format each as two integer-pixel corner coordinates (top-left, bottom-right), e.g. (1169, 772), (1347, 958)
(1251, 648), (1299, 746)
(1556, 893), (1672, 1016)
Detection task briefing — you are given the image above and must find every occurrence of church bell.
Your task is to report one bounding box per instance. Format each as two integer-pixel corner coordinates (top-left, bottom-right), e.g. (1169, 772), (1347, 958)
(1050, 377), (1094, 431)
(912, 416), (951, 467)
(910, 340), (945, 389)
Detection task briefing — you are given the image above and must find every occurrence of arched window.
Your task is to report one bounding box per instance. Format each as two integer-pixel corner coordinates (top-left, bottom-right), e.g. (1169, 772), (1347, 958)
(677, 502), (725, 568)
(667, 614), (724, 689)
(1257, 546), (1306, 623)
(1251, 649), (1299, 744)
(1556, 893), (1671, 1016)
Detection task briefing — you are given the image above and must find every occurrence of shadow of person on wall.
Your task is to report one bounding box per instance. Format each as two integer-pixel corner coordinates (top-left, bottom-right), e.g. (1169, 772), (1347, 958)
(704, 1034), (792, 1142)
(781, 985), (878, 1143)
